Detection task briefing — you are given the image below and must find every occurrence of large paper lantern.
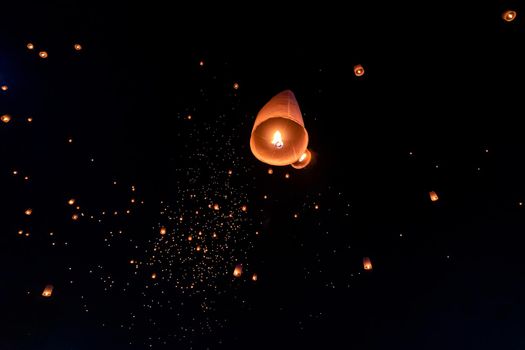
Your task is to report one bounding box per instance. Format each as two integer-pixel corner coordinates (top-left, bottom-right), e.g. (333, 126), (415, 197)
(250, 90), (309, 166)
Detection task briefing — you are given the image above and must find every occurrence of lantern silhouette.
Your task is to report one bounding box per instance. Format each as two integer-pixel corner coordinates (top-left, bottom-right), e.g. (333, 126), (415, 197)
(42, 284), (54, 297)
(233, 264), (243, 277)
(429, 191), (439, 202)
(250, 90), (309, 166)
(291, 149), (312, 169)
(503, 10), (517, 22)
(363, 257), (373, 271)
(354, 64), (365, 77)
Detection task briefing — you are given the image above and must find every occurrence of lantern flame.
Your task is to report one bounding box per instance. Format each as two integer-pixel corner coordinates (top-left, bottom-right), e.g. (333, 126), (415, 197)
(271, 130), (284, 149)
(363, 257), (373, 271)
(42, 284), (54, 297)
(233, 264), (243, 277)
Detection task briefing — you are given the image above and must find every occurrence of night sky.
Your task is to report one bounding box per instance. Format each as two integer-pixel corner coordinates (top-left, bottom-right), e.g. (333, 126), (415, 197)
(2, 2), (525, 349)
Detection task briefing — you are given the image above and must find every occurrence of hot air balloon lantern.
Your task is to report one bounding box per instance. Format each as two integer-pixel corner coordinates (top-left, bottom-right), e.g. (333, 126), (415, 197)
(233, 264), (243, 277)
(74, 43), (82, 51)
(42, 284), (54, 297)
(1, 85), (7, 91)
(250, 90), (309, 166)
(1, 114), (11, 123)
(160, 227), (167, 235)
(27, 42), (34, 50)
(503, 10), (517, 22)
(429, 191), (439, 202)
(252, 273), (258, 282)
(354, 64), (365, 77)
(291, 149), (312, 169)
(363, 257), (373, 271)
(39, 51), (48, 58)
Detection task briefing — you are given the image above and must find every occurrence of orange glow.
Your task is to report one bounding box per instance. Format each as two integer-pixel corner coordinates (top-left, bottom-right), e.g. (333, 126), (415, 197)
(241, 205), (247, 212)
(291, 148), (312, 169)
(160, 227), (167, 235)
(503, 10), (517, 22)
(27, 42), (34, 50)
(72, 214), (79, 221)
(39, 51), (48, 58)
(354, 64), (365, 77)
(151, 273), (157, 279)
(42, 284), (54, 297)
(429, 191), (439, 202)
(250, 90), (309, 166)
(74, 43), (82, 51)
(285, 173), (290, 179)
(27, 117), (33, 123)
(363, 257), (373, 270)
(68, 198), (76, 205)
(199, 60), (204, 66)
(25, 208), (33, 216)
(213, 203), (220, 211)
(2, 114), (11, 123)
(267, 168), (273, 175)
(196, 245), (201, 251)
(233, 82), (239, 90)
(1, 85), (7, 91)
(252, 273), (258, 281)
(188, 235), (193, 241)
(233, 264), (243, 277)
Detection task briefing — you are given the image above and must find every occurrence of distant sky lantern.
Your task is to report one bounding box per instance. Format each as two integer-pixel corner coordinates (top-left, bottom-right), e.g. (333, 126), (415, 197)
(503, 10), (517, 22)
(151, 273), (157, 279)
(188, 235), (193, 241)
(233, 82), (239, 90)
(252, 273), (258, 282)
(1, 114), (11, 123)
(160, 227), (167, 235)
(241, 205), (247, 212)
(68, 198), (76, 205)
(429, 191), (439, 202)
(199, 60), (204, 66)
(38, 51), (48, 58)
(74, 43), (82, 51)
(291, 149), (312, 169)
(233, 264), (243, 277)
(250, 90), (309, 166)
(25, 208), (33, 216)
(72, 214), (79, 221)
(1, 85), (7, 91)
(213, 203), (220, 210)
(285, 173), (290, 179)
(27, 42), (34, 50)
(267, 168), (273, 175)
(27, 117), (33, 123)
(196, 245), (201, 251)
(363, 257), (373, 271)
(42, 284), (54, 297)
(354, 64), (365, 77)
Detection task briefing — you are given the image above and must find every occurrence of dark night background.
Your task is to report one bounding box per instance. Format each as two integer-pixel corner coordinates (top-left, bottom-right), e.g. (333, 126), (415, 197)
(1, 1), (525, 349)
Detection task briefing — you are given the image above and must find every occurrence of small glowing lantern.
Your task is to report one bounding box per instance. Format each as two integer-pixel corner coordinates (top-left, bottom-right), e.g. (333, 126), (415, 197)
(160, 227), (167, 235)
(429, 191), (439, 202)
(503, 10), (517, 22)
(27, 43), (34, 50)
(42, 284), (54, 297)
(233, 82), (239, 90)
(233, 264), (243, 277)
(151, 273), (157, 279)
(252, 273), (258, 281)
(1, 114), (11, 123)
(25, 208), (33, 216)
(363, 257), (373, 271)
(291, 149), (312, 169)
(39, 51), (48, 58)
(354, 64), (365, 77)
(74, 43), (82, 51)
(1, 85), (7, 91)
(68, 198), (76, 205)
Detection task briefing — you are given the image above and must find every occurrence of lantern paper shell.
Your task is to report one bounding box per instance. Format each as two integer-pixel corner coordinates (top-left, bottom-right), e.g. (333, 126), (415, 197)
(354, 64), (365, 77)
(291, 149), (312, 169)
(363, 257), (373, 271)
(250, 90), (309, 166)
(503, 10), (517, 22)
(42, 284), (54, 297)
(429, 191), (439, 202)
(233, 264), (243, 277)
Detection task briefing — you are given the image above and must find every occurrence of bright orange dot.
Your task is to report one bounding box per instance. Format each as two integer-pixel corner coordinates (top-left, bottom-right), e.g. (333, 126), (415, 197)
(27, 117), (33, 123)
(199, 60), (204, 66)
(1, 85), (8, 91)
(74, 43), (82, 51)
(27, 43), (34, 50)
(25, 209), (33, 216)
(285, 173), (290, 179)
(241, 205), (247, 212)
(294, 213), (298, 219)
(268, 168), (273, 175)
(38, 51), (48, 58)
(68, 138), (73, 143)
(213, 203), (220, 211)
(1, 114), (11, 123)
(160, 227), (167, 235)
(151, 273), (157, 279)
(314, 204), (319, 210)
(12, 170), (18, 175)
(233, 82), (239, 90)
(252, 273), (258, 282)
(72, 214), (79, 221)
(188, 235), (193, 241)
(18, 230), (24, 235)
(503, 10), (517, 22)
(196, 245), (201, 251)
(68, 198), (76, 206)
(130, 260), (135, 264)
(187, 115), (192, 120)
(354, 64), (365, 77)
(228, 170), (233, 175)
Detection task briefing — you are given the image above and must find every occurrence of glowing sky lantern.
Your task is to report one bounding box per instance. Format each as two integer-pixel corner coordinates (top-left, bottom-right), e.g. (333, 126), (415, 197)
(38, 51), (48, 58)
(151, 272), (157, 279)
(233, 82), (239, 90)
(68, 198), (76, 205)
(160, 227), (167, 235)
(503, 10), (517, 22)
(363, 257), (373, 271)
(1, 114), (11, 123)
(42, 284), (54, 297)
(429, 191), (439, 202)
(291, 149), (312, 169)
(74, 43), (82, 51)
(251, 273), (258, 282)
(354, 64), (365, 77)
(250, 90), (309, 166)
(1, 85), (7, 91)
(233, 264), (243, 277)
(27, 42), (34, 50)
(25, 208), (33, 216)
